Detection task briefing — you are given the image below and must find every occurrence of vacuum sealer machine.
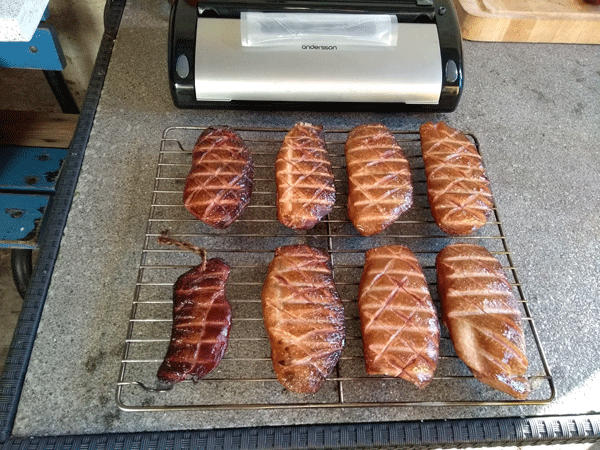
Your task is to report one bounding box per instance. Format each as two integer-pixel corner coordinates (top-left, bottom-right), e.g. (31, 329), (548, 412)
(168, 0), (463, 111)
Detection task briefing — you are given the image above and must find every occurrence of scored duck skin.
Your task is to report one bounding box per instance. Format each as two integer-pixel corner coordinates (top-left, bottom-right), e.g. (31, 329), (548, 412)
(358, 245), (440, 388)
(157, 236), (232, 383)
(436, 243), (531, 399)
(345, 124), (413, 236)
(420, 122), (493, 235)
(276, 123), (336, 230)
(262, 244), (345, 393)
(183, 127), (254, 229)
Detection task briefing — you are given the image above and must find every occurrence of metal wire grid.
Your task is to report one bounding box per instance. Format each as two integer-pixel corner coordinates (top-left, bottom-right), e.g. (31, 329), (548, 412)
(116, 125), (555, 412)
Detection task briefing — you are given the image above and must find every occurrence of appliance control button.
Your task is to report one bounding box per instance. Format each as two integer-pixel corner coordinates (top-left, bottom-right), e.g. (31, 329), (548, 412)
(445, 59), (458, 83)
(176, 54), (190, 79)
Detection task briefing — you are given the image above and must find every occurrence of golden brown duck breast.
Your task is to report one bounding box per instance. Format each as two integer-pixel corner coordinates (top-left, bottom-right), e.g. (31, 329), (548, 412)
(276, 123), (336, 230)
(262, 244), (345, 393)
(345, 124), (413, 236)
(436, 243), (531, 399)
(420, 121), (492, 235)
(358, 245), (439, 388)
(183, 127), (254, 229)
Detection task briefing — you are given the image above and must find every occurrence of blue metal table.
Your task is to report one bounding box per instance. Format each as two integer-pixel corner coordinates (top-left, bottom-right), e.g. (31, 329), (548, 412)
(1, 7), (78, 296)
(0, 8), (79, 114)
(0, 146), (67, 296)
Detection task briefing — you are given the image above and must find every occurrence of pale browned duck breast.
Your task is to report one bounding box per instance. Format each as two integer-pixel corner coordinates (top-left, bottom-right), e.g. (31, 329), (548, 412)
(183, 127), (254, 229)
(276, 123), (335, 230)
(262, 245), (345, 393)
(358, 245), (439, 388)
(436, 243), (531, 399)
(420, 122), (492, 235)
(157, 258), (232, 383)
(345, 124), (413, 236)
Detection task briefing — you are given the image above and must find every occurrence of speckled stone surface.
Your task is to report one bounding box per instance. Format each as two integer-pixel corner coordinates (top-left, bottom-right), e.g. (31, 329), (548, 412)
(11, 0), (600, 438)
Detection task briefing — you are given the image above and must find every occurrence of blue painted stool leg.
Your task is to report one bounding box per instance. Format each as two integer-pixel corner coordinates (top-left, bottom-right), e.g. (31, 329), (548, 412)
(11, 249), (32, 299)
(43, 70), (79, 114)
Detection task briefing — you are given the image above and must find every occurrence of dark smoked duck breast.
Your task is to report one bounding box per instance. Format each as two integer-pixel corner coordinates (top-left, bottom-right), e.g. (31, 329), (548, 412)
(262, 245), (345, 393)
(183, 127), (254, 229)
(157, 235), (232, 383)
(420, 121), (492, 235)
(358, 245), (440, 388)
(345, 124), (413, 236)
(436, 243), (531, 399)
(276, 123), (336, 230)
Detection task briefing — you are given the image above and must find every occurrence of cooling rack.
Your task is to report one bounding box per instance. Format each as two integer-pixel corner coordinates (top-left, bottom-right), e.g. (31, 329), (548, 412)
(115, 125), (555, 412)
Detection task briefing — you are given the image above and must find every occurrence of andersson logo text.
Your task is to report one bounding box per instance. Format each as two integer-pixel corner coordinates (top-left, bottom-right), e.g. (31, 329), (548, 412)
(301, 44), (338, 50)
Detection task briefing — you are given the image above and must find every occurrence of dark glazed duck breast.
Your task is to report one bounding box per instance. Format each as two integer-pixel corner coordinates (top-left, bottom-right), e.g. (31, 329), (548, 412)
(157, 234), (232, 383)
(183, 127), (254, 229)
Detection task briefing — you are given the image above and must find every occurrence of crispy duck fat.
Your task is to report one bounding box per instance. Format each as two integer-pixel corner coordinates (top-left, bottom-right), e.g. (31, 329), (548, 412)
(358, 245), (440, 388)
(262, 244), (345, 393)
(420, 121), (493, 235)
(275, 123), (336, 230)
(156, 232), (232, 383)
(436, 243), (531, 399)
(345, 124), (413, 236)
(183, 127), (254, 229)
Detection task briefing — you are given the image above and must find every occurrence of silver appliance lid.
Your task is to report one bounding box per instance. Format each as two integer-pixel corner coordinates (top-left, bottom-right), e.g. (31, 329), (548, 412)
(194, 18), (442, 104)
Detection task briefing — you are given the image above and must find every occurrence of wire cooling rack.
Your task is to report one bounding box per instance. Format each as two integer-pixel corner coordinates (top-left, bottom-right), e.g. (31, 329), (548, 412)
(115, 125), (555, 412)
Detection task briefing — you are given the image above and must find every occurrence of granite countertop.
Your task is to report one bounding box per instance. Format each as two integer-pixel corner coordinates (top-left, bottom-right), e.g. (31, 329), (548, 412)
(11, 0), (600, 439)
